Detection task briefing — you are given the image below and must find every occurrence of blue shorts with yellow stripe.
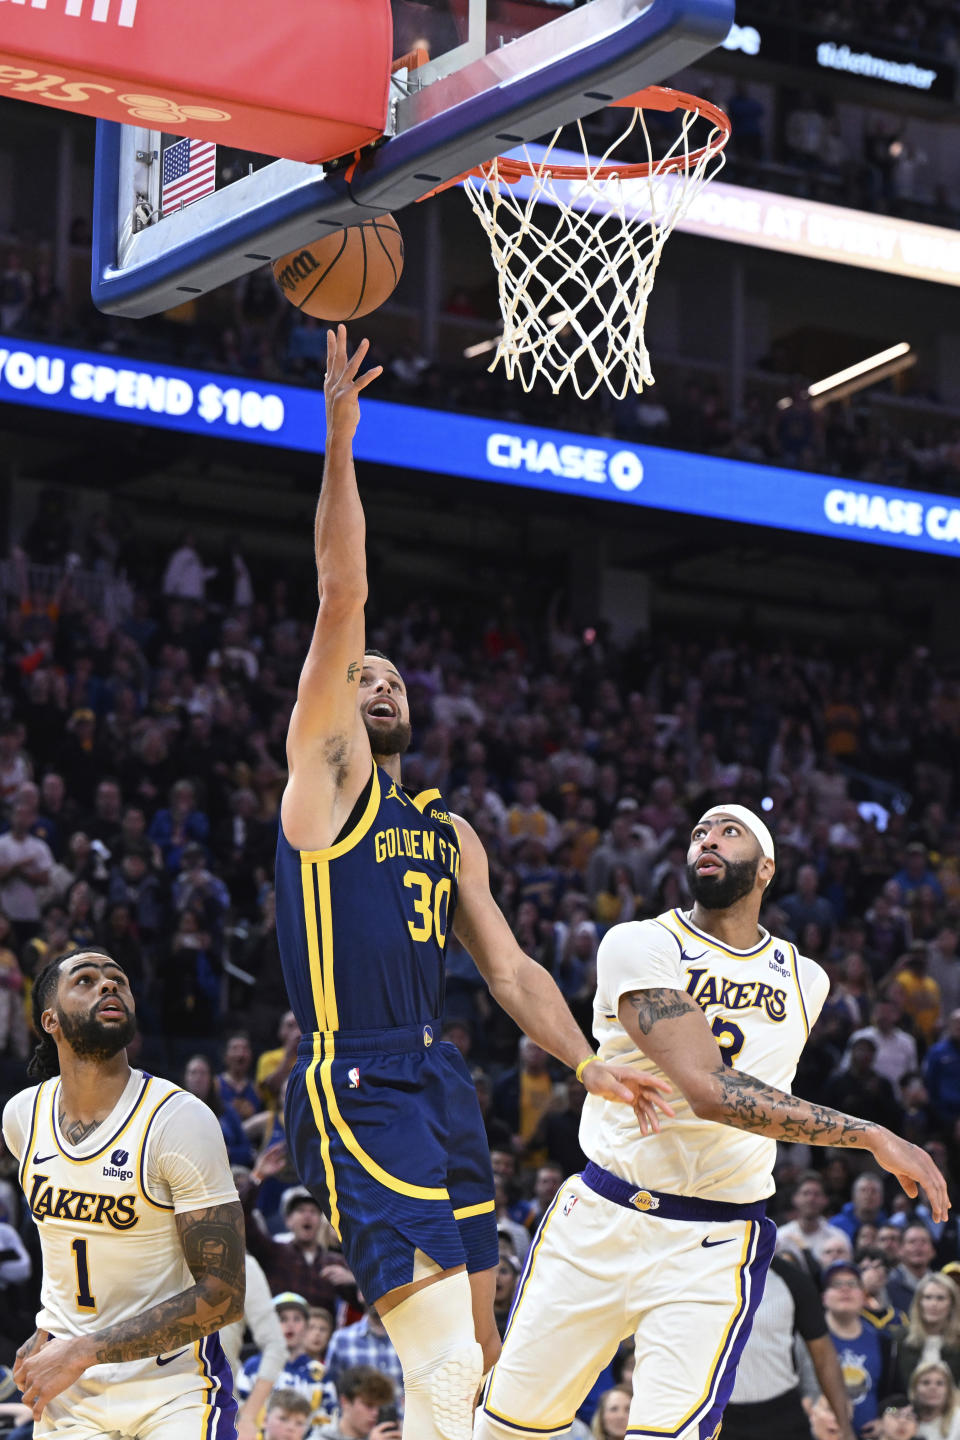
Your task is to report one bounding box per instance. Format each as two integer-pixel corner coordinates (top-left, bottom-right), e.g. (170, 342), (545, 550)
(285, 1022), (498, 1304)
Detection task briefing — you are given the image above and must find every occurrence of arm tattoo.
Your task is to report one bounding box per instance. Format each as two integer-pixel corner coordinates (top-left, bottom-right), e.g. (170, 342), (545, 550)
(18, 1329), (43, 1360)
(620, 989), (873, 1149)
(710, 1065), (872, 1147)
(91, 1201), (245, 1364)
(625, 988), (702, 1034)
(346, 661), (360, 682)
(58, 1108), (102, 1146)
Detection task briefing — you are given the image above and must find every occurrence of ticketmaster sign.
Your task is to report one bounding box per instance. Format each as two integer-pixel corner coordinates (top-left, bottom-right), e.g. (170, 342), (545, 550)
(726, 13), (953, 97)
(1, 335), (959, 559)
(815, 41), (937, 91)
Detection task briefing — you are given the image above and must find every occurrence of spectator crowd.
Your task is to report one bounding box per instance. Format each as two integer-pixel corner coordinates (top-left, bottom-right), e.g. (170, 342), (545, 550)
(0, 470), (960, 1435)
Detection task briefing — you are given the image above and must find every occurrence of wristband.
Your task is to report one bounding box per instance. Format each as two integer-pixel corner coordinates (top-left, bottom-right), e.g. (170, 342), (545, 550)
(576, 1055), (599, 1084)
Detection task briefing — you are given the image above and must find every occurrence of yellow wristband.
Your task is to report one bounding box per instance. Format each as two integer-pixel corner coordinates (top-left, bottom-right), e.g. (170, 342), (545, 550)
(576, 1055), (599, 1084)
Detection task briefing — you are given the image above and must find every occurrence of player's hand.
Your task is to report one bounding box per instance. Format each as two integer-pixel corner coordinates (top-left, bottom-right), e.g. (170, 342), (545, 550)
(14, 1330), (93, 1420)
(237, 1410), (258, 1440)
(252, 1139), (287, 1181)
(321, 1258), (355, 1286)
(324, 324), (382, 441)
(869, 1127), (950, 1222)
(582, 1063), (675, 1135)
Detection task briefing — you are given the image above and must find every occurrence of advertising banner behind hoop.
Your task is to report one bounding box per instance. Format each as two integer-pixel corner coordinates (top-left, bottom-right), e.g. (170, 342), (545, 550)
(0, 0), (392, 163)
(3, 333), (960, 562)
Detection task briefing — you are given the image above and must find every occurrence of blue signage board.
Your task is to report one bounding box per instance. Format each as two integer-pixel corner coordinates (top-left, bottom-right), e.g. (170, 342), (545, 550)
(1, 334), (958, 558)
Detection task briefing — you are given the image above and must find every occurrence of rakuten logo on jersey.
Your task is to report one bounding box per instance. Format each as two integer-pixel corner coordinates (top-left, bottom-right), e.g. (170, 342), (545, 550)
(12, 0), (141, 29)
(486, 433), (644, 493)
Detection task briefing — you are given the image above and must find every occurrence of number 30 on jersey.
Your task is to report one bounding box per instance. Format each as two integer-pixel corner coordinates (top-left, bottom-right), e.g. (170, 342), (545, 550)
(403, 870), (451, 945)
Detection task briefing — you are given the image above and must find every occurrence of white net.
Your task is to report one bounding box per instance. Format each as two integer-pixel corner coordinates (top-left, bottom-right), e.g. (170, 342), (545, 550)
(463, 98), (728, 400)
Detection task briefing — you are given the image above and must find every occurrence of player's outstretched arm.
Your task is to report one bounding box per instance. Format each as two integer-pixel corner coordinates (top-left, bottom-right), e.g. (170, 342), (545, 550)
(617, 987), (950, 1222)
(14, 1201), (246, 1421)
(283, 326), (382, 845)
(452, 815), (674, 1127)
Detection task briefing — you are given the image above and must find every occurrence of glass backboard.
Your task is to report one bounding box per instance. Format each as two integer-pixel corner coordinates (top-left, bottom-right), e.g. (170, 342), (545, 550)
(92, 0), (733, 316)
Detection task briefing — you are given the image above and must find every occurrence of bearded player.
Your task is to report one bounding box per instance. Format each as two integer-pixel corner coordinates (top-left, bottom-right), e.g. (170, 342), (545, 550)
(475, 805), (948, 1440)
(4, 948), (244, 1437)
(274, 327), (672, 1440)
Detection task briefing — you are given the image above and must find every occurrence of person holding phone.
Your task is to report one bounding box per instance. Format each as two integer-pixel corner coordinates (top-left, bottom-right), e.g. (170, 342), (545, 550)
(315, 1364), (401, 1440)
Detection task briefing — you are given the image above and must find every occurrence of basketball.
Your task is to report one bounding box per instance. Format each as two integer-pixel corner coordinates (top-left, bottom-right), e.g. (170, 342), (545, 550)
(272, 215), (404, 321)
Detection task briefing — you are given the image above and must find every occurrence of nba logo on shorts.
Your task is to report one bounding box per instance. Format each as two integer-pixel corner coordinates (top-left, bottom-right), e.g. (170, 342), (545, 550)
(562, 1193), (579, 1216)
(348, 1067), (360, 1089)
(423, 1026), (434, 1047)
(630, 1190), (660, 1212)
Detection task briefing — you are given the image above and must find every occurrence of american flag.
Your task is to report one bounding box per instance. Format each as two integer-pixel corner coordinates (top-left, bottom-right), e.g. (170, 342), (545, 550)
(161, 138), (217, 217)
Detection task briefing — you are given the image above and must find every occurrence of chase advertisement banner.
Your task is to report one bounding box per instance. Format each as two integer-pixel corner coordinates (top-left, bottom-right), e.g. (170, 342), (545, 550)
(1, 334), (960, 559)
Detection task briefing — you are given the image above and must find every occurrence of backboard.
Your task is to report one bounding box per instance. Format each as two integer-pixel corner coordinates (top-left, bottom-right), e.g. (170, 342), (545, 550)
(92, 0), (734, 317)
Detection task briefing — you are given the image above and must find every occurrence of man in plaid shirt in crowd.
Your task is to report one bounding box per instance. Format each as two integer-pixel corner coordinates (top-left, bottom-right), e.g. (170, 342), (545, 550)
(324, 1305), (404, 1413)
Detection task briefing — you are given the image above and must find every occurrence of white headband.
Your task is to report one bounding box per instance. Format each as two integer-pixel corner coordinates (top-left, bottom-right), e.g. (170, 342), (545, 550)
(697, 804), (775, 861)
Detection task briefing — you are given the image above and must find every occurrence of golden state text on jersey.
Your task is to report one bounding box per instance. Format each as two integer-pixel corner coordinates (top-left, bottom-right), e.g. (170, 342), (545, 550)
(275, 764), (461, 1034)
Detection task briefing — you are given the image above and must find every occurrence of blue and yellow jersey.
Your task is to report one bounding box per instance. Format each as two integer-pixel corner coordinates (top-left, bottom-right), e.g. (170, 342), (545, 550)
(275, 764), (461, 1035)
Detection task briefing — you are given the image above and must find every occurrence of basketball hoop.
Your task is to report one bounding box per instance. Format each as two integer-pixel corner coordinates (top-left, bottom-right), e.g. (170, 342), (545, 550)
(460, 87), (730, 399)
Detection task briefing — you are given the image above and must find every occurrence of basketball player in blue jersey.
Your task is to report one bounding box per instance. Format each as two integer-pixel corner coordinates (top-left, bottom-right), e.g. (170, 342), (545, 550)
(4, 947), (244, 1437)
(275, 326), (672, 1440)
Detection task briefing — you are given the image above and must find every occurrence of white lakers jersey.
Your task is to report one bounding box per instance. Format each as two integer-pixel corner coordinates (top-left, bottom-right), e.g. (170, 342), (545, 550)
(580, 908), (829, 1205)
(2, 1068), (238, 1339)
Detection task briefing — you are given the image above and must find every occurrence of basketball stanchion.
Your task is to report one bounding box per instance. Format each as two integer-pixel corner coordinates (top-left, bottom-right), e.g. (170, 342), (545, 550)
(453, 87), (730, 399)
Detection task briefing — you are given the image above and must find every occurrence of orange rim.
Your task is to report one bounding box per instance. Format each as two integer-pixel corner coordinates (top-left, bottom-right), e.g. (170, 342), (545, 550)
(416, 86), (730, 200)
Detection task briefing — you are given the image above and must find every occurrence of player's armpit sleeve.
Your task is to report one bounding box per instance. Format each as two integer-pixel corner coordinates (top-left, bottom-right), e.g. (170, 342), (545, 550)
(148, 1095), (240, 1213)
(596, 920), (685, 1012)
(1, 1089), (34, 1164)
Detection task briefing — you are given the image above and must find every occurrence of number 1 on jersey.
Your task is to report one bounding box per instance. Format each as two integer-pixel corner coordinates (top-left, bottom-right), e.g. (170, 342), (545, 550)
(72, 1237), (96, 1311)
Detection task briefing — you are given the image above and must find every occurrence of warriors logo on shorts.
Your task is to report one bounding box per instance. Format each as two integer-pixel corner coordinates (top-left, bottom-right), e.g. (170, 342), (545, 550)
(630, 1190), (660, 1212)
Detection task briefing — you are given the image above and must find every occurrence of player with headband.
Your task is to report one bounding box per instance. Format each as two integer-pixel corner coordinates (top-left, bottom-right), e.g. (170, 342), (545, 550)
(476, 804), (948, 1440)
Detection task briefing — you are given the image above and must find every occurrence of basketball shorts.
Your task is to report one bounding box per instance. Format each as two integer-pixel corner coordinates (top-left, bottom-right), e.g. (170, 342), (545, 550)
(36, 1335), (236, 1440)
(476, 1164), (776, 1440)
(286, 1023), (498, 1304)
